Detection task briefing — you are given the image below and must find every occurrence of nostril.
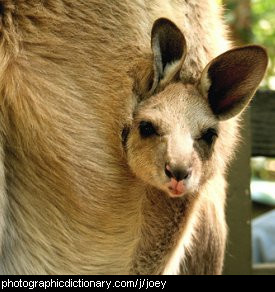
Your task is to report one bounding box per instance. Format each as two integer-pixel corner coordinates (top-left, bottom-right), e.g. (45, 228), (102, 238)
(183, 168), (192, 179)
(165, 164), (173, 179)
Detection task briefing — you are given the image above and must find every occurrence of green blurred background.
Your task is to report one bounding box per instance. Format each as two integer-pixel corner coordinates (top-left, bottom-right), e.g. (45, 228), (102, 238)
(221, 0), (275, 90)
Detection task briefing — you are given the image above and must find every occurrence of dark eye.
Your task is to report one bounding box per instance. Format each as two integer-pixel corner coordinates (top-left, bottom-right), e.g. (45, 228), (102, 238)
(200, 128), (218, 145)
(139, 121), (157, 138)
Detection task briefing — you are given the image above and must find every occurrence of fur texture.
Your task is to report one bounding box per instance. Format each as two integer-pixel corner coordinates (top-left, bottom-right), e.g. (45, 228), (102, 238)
(0, 0), (267, 274)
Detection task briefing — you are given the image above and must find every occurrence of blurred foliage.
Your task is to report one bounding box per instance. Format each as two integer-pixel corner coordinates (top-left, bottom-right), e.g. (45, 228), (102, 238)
(222, 0), (275, 89)
(251, 157), (275, 181)
(251, 0), (275, 89)
(223, 0), (252, 44)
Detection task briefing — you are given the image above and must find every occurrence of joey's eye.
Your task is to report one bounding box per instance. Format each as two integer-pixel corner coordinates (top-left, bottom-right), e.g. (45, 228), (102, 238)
(200, 128), (218, 145)
(139, 121), (157, 138)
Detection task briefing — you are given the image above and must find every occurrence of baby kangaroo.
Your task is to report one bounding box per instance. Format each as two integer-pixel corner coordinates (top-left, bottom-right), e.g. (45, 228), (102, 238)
(126, 18), (267, 274)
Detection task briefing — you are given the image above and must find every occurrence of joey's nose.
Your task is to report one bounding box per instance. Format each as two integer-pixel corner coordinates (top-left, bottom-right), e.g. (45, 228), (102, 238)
(165, 164), (192, 181)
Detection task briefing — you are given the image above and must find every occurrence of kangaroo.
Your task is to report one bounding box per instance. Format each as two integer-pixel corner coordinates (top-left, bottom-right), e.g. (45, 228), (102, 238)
(0, 1), (267, 274)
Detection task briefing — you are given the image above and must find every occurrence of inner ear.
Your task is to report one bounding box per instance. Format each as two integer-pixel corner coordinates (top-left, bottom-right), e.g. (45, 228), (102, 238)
(151, 18), (187, 93)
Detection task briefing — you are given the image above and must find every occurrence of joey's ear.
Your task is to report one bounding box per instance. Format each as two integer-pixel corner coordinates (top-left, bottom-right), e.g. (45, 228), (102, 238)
(150, 18), (187, 93)
(200, 45), (268, 120)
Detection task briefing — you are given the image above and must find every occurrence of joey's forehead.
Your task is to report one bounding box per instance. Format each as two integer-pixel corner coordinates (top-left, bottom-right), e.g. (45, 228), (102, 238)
(137, 83), (206, 112)
(135, 83), (217, 129)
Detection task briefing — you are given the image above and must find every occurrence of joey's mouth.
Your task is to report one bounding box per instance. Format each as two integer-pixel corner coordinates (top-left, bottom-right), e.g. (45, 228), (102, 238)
(166, 178), (186, 197)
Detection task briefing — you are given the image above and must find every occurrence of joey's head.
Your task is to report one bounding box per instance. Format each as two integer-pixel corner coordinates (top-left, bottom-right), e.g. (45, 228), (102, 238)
(124, 18), (268, 198)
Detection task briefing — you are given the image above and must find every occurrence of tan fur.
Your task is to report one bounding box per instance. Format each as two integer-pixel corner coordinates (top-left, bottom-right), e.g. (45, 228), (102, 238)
(0, 1), (267, 274)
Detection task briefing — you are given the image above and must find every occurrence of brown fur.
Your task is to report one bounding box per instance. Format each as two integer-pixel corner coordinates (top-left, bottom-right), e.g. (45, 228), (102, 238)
(0, 1), (267, 274)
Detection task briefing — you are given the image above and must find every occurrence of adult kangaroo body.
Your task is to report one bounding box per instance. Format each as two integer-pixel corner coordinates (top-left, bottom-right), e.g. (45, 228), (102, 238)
(0, 1), (267, 274)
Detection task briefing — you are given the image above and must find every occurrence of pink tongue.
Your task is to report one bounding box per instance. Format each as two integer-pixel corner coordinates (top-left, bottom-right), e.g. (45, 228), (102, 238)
(170, 179), (185, 194)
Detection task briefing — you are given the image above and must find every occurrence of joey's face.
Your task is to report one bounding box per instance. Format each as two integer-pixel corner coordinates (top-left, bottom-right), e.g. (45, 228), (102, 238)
(126, 83), (219, 198)
(125, 18), (267, 197)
